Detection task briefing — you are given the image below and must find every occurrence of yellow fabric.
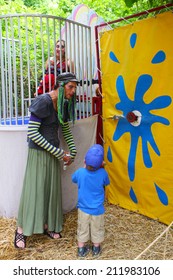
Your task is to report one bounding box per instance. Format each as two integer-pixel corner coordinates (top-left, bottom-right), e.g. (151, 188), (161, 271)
(101, 11), (173, 225)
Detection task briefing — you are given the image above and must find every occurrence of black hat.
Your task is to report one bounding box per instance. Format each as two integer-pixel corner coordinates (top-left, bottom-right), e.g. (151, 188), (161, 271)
(57, 72), (79, 83)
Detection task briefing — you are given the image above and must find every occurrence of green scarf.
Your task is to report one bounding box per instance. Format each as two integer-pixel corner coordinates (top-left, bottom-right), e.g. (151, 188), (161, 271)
(57, 83), (76, 125)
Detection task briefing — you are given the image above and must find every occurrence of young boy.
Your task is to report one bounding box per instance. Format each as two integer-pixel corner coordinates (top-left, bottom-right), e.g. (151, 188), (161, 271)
(72, 144), (110, 257)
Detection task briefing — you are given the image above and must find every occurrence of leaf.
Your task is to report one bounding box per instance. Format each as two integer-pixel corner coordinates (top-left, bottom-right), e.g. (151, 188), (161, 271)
(124, 0), (138, 8)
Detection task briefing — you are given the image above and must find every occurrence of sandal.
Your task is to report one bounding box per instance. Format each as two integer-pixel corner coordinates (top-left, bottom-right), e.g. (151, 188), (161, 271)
(14, 229), (26, 249)
(44, 229), (62, 239)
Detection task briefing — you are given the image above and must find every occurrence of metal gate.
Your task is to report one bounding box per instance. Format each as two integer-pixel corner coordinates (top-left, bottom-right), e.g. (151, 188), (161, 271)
(0, 14), (93, 125)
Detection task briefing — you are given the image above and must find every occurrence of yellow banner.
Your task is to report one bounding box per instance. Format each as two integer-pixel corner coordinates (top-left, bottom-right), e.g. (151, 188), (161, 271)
(101, 11), (173, 225)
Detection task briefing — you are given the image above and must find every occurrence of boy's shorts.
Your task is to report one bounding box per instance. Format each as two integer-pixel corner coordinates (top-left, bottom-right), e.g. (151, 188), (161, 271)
(77, 209), (105, 243)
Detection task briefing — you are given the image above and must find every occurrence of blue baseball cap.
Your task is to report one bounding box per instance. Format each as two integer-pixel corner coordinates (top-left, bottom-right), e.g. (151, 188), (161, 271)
(85, 144), (104, 170)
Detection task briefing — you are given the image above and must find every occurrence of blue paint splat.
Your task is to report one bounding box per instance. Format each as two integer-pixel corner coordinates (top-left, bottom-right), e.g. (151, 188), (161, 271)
(113, 74), (172, 181)
(130, 33), (137, 48)
(107, 146), (112, 162)
(109, 51), (119, 63)
(155, 183), (168, 205)
(129, 187), (138, 203)
(151, 51), (166, 64)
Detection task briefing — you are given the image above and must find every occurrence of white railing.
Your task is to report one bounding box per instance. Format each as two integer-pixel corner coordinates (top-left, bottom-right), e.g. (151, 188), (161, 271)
(0, 14), (94, 126)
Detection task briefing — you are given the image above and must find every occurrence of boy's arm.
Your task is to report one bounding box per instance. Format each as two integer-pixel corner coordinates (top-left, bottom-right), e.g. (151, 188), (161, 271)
(72, 172), (77, 184)
(104, 172), (110, 187)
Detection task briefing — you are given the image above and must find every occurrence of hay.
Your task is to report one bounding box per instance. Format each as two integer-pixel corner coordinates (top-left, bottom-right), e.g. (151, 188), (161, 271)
(0, 201), (173, 260)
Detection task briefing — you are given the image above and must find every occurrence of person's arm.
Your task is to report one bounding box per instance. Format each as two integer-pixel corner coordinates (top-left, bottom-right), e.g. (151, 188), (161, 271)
(45, 57), (54, 69)
(104, 171), (110, 187)
(61, 122), (77, 160)
(67, 59), (75, 73)
(27, 115), (64, 160)
(72, 173), (77, 184)
(72, 170), (79, 184)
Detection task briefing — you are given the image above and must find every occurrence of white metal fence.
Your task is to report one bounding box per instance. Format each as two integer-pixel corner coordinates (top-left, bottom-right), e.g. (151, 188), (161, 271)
(0, 14), (93, 125)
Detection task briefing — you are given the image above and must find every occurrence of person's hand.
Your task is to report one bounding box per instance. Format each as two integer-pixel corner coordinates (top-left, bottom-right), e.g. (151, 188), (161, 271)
(50, 60), (54, 66)
(63, 152), (73, 166)
(101, 161), (106, 168)
(95, 86), (102, 96)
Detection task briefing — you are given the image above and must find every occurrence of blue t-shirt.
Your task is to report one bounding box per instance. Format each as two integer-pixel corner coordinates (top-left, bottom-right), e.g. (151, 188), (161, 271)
(72, 167), (110, 215)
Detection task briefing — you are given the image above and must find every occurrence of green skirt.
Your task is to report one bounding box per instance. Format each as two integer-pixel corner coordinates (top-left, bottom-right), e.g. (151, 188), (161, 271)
(17, 148), (63, 236)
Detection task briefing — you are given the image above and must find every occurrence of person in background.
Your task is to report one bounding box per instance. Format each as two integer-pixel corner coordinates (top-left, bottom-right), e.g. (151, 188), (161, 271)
(35, 39), (74, 95)
(72, 144), (110, 257)
(14, 72), (78, 249)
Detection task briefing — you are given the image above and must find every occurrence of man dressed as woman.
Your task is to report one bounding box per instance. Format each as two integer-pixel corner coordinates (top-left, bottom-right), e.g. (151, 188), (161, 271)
(14, 72), (78, 249)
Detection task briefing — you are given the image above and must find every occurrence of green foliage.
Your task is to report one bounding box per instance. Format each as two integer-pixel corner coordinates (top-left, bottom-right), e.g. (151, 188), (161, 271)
(123, 0), (170, 9)
(23, 0), (43, 7)
(124, 0), (138, 8)
(0, 0), (171, 21)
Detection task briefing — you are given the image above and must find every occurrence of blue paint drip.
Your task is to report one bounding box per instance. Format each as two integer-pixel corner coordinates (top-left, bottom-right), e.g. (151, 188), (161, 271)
(107, 146), (112, 162)
(155, 183), (168, 205)
(109, 51), (119, 63)
(151, 51), (166, 64)
(129, 187), (138, 203)
(130, 33), (137, 48)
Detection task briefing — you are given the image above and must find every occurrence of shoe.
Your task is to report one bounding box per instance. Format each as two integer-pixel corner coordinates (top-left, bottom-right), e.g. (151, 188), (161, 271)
(92, 245), (101, 256)
(44, 229), (62, 239)
(78, 245), (90, 257)
(14, 229), (26, 249)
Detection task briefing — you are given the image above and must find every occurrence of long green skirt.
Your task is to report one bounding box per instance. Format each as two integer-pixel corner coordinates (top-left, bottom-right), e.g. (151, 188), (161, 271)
(17, 148), (63, 236)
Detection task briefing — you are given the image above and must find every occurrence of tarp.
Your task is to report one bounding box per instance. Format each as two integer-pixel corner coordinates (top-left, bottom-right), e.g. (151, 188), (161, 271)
(100, 11), (173, 225)
(60, 115), (98, 213)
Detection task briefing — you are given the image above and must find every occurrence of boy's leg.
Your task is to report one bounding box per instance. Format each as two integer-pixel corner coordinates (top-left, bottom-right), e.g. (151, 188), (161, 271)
(77, 209), (90, 257)
(91, 214), (104, 256)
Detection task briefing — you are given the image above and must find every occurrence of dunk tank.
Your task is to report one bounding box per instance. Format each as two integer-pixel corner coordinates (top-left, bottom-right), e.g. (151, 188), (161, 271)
(96, 4), (173, 225)
(1, 4), (173, 225)
(0, 5), (106, 217)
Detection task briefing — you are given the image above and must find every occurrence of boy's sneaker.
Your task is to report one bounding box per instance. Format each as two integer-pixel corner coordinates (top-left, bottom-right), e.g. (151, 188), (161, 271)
(78, 245), (90, 257)
(92, 245), (101, 256)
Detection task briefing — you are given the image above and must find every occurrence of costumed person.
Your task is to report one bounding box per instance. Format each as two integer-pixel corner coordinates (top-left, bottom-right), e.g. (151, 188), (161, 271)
(35, 39), (74, 95)
(72, 144), (110, 257)
(14, 72), (78, 249)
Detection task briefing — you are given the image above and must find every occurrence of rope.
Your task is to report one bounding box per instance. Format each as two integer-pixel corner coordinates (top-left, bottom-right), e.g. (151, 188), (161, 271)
(163, 230), (168, 259)
(134, 220), (173, 260)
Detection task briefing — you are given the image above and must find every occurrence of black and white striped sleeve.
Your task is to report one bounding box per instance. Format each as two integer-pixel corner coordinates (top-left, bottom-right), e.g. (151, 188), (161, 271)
(61, 122), (77, 160)
(27, 116), (64, 160)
